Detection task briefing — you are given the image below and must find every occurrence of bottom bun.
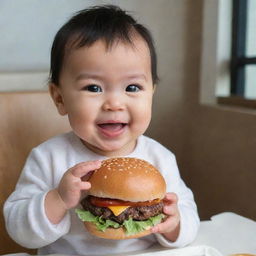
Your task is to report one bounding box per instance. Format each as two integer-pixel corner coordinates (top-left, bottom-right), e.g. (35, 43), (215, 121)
(231, 255), (256, 256)
(84, 222), (152, 240)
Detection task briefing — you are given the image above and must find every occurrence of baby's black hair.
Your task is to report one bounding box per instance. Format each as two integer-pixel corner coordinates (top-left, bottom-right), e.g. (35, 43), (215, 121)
(49, 5), (159, 85)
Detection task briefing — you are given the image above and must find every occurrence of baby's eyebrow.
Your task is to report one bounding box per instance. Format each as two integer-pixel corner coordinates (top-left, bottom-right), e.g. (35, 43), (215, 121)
(125, 74), (147, 81)
(76, 72), (103, 81)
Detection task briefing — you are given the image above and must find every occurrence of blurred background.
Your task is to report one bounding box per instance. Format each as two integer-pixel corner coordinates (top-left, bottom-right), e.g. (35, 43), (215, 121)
(0, 1), (255, 251)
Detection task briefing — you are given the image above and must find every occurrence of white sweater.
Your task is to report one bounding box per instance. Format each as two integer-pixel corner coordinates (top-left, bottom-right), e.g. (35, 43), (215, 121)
(4, 132), (199, 256)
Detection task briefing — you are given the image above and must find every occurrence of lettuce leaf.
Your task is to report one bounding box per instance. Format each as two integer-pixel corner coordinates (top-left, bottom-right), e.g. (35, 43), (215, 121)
(75, 209), (120, 231)
(75, 209), (165, 236)
(123, 214), (164, 236)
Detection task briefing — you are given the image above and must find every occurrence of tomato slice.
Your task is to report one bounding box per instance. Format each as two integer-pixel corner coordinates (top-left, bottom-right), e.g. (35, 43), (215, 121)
(89, 196), (161, 207)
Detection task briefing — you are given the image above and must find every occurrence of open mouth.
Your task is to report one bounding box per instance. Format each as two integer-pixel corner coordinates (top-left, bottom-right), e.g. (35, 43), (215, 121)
(97, 123), (127, 137)
(98, 123), (126, 131)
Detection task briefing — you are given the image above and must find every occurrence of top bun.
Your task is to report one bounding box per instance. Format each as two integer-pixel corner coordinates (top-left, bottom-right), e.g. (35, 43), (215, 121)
(88, 157), (166, 202)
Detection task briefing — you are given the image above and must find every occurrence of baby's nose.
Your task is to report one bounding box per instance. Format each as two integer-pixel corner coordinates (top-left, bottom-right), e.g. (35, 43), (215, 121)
(102, 94), (125, 111)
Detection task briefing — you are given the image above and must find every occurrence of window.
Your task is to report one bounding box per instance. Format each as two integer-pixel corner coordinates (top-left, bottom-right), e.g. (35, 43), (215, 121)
(230, 0), (256, 98)
(217, 0), (256, 108)
(200, 0), (256, 109)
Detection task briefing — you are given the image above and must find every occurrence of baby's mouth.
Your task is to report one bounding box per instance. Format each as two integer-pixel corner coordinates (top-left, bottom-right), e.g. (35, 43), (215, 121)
(97, 123), (127, 131)
(97, 122), (128, 137)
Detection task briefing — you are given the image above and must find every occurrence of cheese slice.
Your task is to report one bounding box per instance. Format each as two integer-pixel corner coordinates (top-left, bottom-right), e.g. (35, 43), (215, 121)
(107, 205), (130, 216)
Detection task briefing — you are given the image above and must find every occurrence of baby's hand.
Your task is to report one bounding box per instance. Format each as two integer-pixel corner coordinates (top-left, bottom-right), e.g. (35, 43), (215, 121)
(57, 160), (101, 209)
(151, 192), (180, 242)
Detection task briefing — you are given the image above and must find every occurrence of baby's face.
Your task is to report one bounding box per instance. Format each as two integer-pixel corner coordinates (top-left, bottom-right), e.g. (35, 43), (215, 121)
(52, 37), (154, 156)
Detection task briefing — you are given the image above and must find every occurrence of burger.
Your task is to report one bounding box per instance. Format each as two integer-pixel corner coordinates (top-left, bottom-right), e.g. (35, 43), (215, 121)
(76, 157), (166, 239)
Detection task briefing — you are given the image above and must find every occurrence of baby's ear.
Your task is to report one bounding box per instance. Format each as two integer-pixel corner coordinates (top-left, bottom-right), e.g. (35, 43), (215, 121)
(49, 83), (67, 115)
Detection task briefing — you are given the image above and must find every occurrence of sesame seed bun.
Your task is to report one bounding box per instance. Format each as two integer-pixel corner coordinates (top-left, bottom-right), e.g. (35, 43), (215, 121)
(88, 157), (166, 202)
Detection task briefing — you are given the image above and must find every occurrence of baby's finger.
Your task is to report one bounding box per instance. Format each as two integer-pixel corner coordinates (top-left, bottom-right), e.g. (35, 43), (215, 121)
(79, 181), (91, 190)
(71, 160), (101, 178)
(151, 216), (178, 234)
(164, 192), (178, 204)
(81, 171), (94, 181)
(163, 204), (178, 216)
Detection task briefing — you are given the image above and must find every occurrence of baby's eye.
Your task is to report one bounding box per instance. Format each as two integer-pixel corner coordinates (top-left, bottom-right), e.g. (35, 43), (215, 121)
(83, 84), (102, 92)
(126, 84), (141, 92)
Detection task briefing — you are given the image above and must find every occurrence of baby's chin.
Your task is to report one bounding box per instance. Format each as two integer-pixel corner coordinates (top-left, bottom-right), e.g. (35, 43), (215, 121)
(82, 139), (136, 157)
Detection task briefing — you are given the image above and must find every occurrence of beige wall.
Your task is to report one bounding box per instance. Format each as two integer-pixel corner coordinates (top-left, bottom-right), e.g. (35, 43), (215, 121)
(180, 106), (256, 220)
(147, 0), (256, 221)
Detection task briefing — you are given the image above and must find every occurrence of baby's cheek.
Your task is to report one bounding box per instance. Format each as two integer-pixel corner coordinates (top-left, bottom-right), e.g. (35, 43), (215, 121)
(136, 107), (152, 125)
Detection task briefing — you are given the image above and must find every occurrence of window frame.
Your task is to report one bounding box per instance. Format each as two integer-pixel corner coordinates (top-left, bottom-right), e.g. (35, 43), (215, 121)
(231, 0), (256, 96)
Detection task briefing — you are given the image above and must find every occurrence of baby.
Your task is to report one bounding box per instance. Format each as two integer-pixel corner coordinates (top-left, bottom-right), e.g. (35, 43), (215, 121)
(4, 5), (199, 255)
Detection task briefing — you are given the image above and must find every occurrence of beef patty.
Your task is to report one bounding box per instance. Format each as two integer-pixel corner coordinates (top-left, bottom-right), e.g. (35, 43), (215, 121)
(81, 196), (164, 224)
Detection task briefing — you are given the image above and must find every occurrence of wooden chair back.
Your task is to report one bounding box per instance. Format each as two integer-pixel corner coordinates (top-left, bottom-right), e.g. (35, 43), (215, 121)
(0, 92), (70, 254)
